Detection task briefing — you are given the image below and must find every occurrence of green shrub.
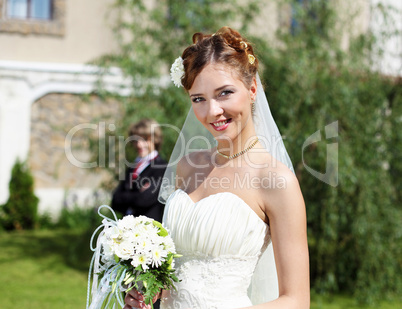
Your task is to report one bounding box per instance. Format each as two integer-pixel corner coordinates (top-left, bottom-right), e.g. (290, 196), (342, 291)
(56, 205), (99, 231)
(37, 211), (57, 230)
(0, 159), (39, 230)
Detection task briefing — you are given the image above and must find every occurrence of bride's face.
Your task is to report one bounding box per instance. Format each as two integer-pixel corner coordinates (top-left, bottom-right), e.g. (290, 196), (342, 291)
(188, 63), (257, 142)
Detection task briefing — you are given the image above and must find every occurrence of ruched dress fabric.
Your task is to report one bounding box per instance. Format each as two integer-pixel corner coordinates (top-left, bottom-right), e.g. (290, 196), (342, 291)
(160, 189), (271, 309)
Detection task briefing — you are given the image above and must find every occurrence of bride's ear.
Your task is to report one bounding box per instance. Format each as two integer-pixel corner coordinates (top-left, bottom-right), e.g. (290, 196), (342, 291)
(250, 77), (257, 101)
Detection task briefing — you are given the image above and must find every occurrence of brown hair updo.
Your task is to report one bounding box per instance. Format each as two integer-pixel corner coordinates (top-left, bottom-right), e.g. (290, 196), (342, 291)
(181, 26), (259, 91)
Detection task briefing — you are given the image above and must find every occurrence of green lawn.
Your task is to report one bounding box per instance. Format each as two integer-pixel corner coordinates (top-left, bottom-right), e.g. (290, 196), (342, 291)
(0, 229), (400, 308)
(310, 293), (401, 309)
(0, 229), (92, 308)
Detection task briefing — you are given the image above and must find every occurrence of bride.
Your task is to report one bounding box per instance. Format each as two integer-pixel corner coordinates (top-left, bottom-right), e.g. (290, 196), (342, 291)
(124, 27), (309, 309)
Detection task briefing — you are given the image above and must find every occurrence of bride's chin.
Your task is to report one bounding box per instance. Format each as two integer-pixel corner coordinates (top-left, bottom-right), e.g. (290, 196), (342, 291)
(214, 135), (237, 147)
(213, 126), (247, 142)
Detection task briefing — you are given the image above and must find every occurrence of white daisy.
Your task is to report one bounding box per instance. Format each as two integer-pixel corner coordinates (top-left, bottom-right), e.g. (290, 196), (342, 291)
(151, 245), (168, 268)
(114, 240), (134, 260)
(137, 253), (150, 271)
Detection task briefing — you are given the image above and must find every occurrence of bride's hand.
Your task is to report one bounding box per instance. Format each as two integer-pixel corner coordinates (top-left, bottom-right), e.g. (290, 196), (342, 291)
(123, 288), (160, 309)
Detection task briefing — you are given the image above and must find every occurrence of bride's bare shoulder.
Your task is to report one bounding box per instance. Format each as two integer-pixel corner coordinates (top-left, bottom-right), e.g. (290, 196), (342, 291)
(258, 158), (303, 217)
(255, 151), (297, 190)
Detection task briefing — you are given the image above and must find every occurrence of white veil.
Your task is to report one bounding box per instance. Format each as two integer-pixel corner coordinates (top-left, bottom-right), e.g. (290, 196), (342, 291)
(158, 73), (294, 304)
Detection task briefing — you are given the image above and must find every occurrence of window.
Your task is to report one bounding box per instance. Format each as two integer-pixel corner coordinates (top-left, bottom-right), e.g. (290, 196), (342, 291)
(290, 0), (328, 35)
(0, 0), (64, 36)
(7, 0), (52, 20)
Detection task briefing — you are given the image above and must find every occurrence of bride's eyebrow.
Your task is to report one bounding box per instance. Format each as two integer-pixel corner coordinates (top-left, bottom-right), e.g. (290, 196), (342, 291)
(190, 85), (234, 97)
(215, 85), (233, 92)
(190, 93), (203, 97)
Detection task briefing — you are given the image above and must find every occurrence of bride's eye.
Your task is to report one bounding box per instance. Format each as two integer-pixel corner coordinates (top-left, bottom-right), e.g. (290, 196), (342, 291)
(192, 96), (205, 103)
(220, 90), (234, 97)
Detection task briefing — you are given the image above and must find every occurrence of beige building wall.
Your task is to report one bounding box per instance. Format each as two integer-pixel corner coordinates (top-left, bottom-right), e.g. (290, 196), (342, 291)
(237, 0), (280, 43)
(334, 0), (371, 49)
(0, 0), (118, 63)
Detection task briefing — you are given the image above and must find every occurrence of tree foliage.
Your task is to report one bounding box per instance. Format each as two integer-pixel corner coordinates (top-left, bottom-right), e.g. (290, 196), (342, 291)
(90, 0), (402, 303)
(257, 0), (402, 303)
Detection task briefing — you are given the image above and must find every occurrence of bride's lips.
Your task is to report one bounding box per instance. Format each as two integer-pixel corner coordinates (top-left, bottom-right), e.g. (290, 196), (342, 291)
(211, 118), (232, 131)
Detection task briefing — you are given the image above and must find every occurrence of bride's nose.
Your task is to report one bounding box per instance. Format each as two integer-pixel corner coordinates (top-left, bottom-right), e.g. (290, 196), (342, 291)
(208, 99), (224, 117)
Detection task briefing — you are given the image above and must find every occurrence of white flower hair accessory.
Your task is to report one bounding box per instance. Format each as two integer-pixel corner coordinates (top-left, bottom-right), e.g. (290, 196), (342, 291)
(170, 56), (185, 87)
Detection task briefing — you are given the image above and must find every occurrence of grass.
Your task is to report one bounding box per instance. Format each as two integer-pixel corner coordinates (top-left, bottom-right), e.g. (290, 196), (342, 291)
(311, 293), (401, 309)
(0, 229), (400, 308)
(0, 229), (92, 308)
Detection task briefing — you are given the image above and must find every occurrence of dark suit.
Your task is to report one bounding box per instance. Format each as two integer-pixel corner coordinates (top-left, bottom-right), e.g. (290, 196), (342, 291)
(111, 155), (167, 223)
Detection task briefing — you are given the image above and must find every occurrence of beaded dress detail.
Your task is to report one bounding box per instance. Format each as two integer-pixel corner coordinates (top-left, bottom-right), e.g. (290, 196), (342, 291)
(160, 189), (271, 309)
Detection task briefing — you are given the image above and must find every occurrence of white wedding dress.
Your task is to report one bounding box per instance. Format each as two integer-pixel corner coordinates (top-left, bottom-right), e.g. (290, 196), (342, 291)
(160, 189), (273, 309)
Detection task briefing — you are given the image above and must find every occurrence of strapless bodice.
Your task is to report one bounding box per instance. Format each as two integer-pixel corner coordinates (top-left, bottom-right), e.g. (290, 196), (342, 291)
(160, 189), (270, 309)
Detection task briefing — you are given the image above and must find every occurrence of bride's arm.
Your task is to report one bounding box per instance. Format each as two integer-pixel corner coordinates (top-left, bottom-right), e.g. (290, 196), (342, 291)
(245, 169), (310, 309)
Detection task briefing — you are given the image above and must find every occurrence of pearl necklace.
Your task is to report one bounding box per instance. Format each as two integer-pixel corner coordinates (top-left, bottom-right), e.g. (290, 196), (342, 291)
(216, 138), (259, 160)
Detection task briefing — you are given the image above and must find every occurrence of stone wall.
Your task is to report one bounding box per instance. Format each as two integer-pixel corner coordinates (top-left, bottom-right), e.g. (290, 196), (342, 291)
(28, 93), (120, 197)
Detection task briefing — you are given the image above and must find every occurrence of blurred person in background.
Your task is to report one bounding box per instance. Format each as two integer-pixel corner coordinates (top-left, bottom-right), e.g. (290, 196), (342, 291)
(111, 118), (167, 224)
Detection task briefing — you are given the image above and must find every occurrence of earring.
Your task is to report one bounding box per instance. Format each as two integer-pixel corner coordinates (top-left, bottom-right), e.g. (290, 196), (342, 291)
(251, 101), (256, 114)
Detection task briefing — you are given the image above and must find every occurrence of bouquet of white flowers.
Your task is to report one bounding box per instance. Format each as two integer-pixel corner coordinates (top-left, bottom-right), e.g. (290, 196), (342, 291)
(87, 205), (180, 309)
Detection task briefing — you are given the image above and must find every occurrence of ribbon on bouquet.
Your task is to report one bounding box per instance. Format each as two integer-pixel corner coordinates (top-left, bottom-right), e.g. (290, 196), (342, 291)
(86, 205), (127, 309)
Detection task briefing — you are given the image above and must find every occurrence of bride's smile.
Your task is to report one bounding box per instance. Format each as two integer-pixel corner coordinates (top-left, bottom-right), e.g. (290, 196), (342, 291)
(210, 118), (233, 131)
